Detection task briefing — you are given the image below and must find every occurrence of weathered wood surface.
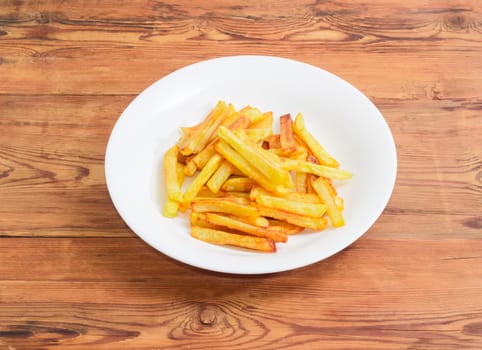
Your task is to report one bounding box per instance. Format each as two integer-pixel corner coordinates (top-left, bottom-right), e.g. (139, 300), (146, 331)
(1, 0), (481, 349)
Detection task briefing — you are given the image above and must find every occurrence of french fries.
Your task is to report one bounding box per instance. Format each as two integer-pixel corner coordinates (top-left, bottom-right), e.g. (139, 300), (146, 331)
(280, 114), (297, 153)
(255, 195), (327, 218)
(162, 101), (352, 253)
(206, 160), (234, 193)
(203, 213), (288, 243)
(192, 226), (276, 252)
(311, 177), (345, 227)
(293, 112), (339, 168)
(221, 177), (256, 192)
(164, 145), (182, 202)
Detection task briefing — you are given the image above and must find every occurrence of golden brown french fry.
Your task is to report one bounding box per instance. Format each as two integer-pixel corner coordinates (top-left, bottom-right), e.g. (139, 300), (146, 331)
(215, 141), (289, 195)
(249, 111), (273, 129)
(311, 177), (344, 227)
(190, 212), (219, 229)
(164, 145), (182, 202)
(196, 187), (222, 198)
(245, 128), (272, 142)
(293, 112), (339, 167)
(230, 166), (244, 176)
(268, 134), (281, 149)
(206, 160), (234, 193)
(163, 199), (180, 218)
(250, 186), (321, 204)
(192, 141), (217, 170)
(258, 206), (328, 230)
(205, 213), (287, 243)
(295, 171), (308, 193)
(215, 194), (250, 205)
(191, 226), (276, 252)
(191, 197), (259, 218)
(225, 113), (250, 131)
(178, 101), (229, 156)
(193, 116), (251, 171)
(239, 106), (265, 123)
(176, 162), (185, 186)
(163, 162), (185, 218)
(220, 191), (251, 201)
(255, 195), (327, 218)
(323, 177), (337, 196)
(184, 158), (198, 176)
(280, 114), (297, 152)
(221, 177), (255, 192)
(335, 196), (344, 212)
(281, 158), (353, 180)
(266, 219), (304, 235)
(183, 154), (223, 206)
(218, 126), (293, 188)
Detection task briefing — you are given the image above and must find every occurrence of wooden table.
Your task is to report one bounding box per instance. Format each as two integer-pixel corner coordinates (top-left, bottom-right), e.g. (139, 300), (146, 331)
(1, 1), (481, 349)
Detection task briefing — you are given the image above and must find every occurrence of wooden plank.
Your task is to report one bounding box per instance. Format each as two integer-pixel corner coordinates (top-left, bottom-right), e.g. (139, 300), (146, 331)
(1, 0), (480, 50)
(1, 2), (481, 95)
(0, 238), (481, 349)
(0, 237), (481, 285)
(1, 47), (481, 96)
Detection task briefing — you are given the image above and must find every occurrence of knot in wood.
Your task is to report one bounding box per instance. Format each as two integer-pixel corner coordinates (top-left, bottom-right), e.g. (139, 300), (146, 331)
(36, 12), (51, 24)
(198, 304), (218, 326)
(443, 14), (471, 31)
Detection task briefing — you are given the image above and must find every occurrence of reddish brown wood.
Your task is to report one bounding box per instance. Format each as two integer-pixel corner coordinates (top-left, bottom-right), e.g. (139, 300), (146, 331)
(0, 0), (481, 349)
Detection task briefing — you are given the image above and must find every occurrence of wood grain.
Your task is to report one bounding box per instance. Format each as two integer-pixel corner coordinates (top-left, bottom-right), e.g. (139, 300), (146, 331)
(1, 237), (482, 349)
(0, 0), (481, 349)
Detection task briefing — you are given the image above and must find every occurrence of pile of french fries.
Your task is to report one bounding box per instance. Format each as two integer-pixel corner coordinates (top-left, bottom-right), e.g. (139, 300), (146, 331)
(163, 100), (352, 253)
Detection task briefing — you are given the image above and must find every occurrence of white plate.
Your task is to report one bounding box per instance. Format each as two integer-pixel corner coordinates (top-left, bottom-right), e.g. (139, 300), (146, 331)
(105, 55), (397, 274)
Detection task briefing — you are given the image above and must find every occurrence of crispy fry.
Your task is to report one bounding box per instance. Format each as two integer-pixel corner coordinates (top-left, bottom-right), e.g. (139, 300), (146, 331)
(250, 186), (322, 204)
(192, 226), (276, 252)
(221, 177), (256, 192)
(205, 213), (287, 243)
(215, 141), (289, 195)
(218, 127), (293, 188)
(255, 195), (327, 218)
(164, 145), (182, 202)
(196, 187), (223, 198)
(293, 112), (339, 167)
(268, 134), (281, 149)
(281, 158), (353, 180)
(184, 158), (198, 176)
(221, 191), (251, 201)
(190, 212), (219, 229)
(258, 206), (329, 230)
(176, 162), (185, 186)
(249, 111), (273, 130)
(230, 166), (245, 176)
(245, 128), (273, 142)
(335, 196), (344, 212)
(191, 141), (217, 170)
(295, 169), (308, 193)
(312, 177), (344, 227)
(163, 199), (180, 218)
(266, 219), (304, 235)
(192, 197), (259, 218)
(239, 106), (265, 123)
(178, 101), (229, 156)
(280, 114), (297, 152)
(183, 154), (223, 206)
(225, 114), (250, 131)
(206, 160), (234, 193)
